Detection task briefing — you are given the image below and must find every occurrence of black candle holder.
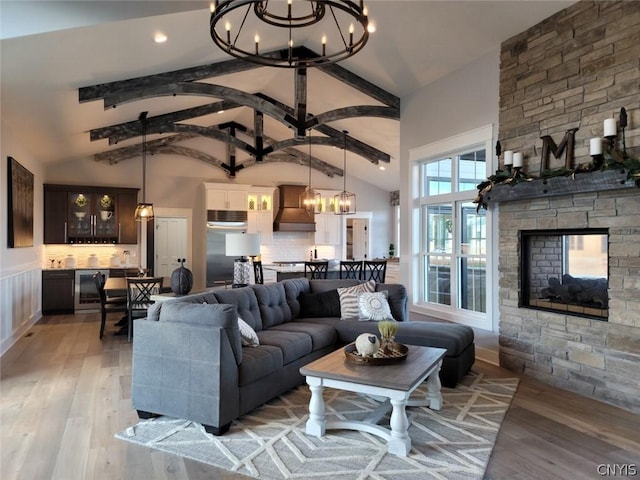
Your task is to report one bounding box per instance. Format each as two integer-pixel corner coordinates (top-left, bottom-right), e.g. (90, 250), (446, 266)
(605, 135), (616, 152)
(591, 154), (604, 170)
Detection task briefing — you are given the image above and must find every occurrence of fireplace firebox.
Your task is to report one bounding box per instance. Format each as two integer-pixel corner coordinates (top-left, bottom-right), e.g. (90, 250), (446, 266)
(520, 228), (609, 321)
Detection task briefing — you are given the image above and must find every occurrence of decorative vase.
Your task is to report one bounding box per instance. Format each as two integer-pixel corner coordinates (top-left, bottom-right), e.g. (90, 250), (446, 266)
(170, 258), (193, 295)
(381, 336), (395, 355)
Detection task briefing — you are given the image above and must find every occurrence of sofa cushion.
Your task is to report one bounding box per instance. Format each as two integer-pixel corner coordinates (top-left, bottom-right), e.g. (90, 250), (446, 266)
(157, 302), (243, 364)
(375, 283), (408, 322)
(251, 283), (292, 328)
(238, 317), (259, 346)
(310, 279), (359, 293)
(358, 291), (392, 320)
(334, 319), (473, 357)
(238, 345), (283, 386)
(257, 330), (313, 365)
(282, 278), (311, 319)
(214, 287), (263, 331)
(337, 280), (375, 319)
(298, 289), (341, 318)
(270, 322), (338, 351)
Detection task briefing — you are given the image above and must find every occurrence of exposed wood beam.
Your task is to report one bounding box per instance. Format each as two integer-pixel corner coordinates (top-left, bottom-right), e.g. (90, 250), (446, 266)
(89, 100), (240, 144)
(257, 93), (391, 163)
(78, 49), (291, 102)
(309, 105), (399, 128)
(294, 67), (307, 139)
(94, 127), (342, 177)
(254, 111), (264, 162)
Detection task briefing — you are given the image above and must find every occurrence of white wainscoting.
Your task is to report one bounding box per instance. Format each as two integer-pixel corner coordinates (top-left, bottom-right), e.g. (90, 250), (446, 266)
(1, 264), (42, 356)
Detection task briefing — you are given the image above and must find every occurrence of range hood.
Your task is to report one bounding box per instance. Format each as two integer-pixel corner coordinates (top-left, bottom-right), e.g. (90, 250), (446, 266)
(273, 185), (316, 232)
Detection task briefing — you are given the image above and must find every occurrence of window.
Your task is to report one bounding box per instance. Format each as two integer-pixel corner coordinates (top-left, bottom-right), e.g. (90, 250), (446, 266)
(410, 126), (493, 329)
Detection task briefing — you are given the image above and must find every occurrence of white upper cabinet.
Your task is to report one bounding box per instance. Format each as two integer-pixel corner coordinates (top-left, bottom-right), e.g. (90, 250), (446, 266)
(204, 183), (249, 211)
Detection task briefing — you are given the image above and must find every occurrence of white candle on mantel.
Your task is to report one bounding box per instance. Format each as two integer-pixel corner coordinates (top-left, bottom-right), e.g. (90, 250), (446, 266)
(504, 150), (513, 166)
(513, 152), (523, 168)
(590, 137), (603, 155)
(604, 118), (617, 137)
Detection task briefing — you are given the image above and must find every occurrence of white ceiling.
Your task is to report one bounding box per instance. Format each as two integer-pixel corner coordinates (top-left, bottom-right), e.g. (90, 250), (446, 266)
(0, 0), (575, 192)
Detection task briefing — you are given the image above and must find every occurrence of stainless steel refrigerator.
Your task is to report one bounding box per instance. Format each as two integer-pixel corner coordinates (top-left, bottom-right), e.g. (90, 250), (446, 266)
(206, 219), (248, 287)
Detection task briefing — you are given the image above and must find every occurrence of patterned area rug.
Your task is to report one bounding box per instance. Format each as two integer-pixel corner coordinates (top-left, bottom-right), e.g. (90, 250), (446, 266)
(116, 372), (518, 479)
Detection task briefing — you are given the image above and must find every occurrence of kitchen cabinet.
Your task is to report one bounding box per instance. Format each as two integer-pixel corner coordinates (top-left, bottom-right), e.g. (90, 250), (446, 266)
(314, 190), (341, 245)
(247, 187), (274, 244)
(42, 270), (75, 314)
(44, 184), (138, 244)
(205, 183), (248, 211)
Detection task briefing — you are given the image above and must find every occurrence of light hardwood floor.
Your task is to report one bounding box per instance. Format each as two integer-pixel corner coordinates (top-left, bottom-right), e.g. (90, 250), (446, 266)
(2, 312), (639, 480)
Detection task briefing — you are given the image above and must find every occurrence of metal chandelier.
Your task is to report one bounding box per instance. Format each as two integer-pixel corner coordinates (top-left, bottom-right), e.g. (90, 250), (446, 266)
(210, 0), (373, 68)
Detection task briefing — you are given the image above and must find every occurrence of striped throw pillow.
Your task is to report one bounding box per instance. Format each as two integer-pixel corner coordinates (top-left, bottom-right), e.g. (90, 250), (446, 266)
(337, 280), (375, 319)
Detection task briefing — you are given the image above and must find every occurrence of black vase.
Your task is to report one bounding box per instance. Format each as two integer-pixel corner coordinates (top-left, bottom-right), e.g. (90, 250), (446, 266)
(170, 258), (193, 295)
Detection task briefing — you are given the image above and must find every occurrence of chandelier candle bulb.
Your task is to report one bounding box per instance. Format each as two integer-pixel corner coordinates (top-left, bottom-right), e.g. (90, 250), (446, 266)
(513, 152), (523, 168)
(604, 117), (616, 137)
(590, 137), (603, 155)
(504, 150), (513, 166)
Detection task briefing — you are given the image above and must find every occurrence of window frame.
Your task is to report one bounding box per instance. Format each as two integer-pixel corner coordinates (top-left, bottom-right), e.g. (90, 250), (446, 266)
(408, 125), (495, 330)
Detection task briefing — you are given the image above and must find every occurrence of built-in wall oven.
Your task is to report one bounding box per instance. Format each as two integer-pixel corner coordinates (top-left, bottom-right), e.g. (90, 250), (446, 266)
(74, 269), (108, 311)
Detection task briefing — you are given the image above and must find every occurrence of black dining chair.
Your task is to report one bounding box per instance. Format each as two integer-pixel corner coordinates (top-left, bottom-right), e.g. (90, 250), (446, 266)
(363, 260), (387, 283)
(126, 277), (163, 342)
(253, 260), (264, 284)
(94, 272), (128, 339)
(304, 261), (329, 279)
(339, 260), (363, 280)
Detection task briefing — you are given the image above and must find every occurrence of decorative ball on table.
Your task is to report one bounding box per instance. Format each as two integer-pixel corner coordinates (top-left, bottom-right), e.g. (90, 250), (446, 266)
(170, 258), (193, 295)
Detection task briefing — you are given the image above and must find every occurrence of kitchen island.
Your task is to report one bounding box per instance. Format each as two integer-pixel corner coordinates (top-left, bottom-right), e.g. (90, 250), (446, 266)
(263, 263), (341, 281)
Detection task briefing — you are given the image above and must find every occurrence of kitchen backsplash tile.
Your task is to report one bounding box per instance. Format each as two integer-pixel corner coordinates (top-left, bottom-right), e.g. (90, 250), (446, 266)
(43, 244), (138, 269)
(260, 232), (336, 263)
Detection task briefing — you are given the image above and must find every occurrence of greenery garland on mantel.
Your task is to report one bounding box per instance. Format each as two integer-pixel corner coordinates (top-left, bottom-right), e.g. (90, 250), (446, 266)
(474, 148), (640, 211)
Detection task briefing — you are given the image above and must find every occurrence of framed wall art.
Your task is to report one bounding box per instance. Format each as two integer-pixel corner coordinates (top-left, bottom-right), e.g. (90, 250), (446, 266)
(7, 156), (34, 248)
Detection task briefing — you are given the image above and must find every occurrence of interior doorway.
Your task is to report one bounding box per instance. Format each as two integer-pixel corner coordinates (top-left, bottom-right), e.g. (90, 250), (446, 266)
(155, 217), (188, 278)
(154, 212), (190, 278)
(342, 212), (372, 260)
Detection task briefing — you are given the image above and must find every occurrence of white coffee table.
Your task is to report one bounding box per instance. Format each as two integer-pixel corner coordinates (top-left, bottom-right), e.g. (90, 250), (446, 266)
(299, 345), (447, 456)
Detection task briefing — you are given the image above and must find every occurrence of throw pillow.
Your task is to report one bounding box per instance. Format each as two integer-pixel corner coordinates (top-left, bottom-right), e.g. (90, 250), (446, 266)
(358, 291), (393, 321)
(298, 290), (341, 318)
(238, 317), (259, 347)
(337, 280), (375, 319)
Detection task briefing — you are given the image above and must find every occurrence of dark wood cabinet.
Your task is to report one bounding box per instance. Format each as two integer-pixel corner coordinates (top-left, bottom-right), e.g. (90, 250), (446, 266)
(44, 184), (138, 244)
(42, 270), (75, 314)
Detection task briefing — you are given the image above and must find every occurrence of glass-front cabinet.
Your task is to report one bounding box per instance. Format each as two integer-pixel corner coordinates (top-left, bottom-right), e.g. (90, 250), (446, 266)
(68, 191), (118, 240)
(44, 184), (139, 244)
(247, 187), (275, 244)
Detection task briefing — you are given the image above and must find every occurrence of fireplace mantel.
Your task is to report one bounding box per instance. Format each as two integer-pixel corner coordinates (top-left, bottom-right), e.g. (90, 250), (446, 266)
(484, 169), (636, 204)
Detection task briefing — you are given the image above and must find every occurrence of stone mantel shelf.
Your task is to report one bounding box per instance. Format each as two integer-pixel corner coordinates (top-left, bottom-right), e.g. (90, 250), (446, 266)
(484, 169), (637, 204)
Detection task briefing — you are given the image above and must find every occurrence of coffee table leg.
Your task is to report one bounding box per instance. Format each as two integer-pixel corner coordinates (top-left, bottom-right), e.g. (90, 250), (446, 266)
(426, 359), (443, 410)
(388, 398), (411, 456)
(305, 378), (326, 437)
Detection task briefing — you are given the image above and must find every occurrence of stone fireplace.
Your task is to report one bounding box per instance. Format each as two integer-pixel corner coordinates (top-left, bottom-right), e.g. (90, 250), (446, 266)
(495, 1), (640, 413)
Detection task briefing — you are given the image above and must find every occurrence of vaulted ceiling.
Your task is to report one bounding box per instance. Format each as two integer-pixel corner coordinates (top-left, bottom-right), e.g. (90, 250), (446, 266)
(0, 1), (575, 191)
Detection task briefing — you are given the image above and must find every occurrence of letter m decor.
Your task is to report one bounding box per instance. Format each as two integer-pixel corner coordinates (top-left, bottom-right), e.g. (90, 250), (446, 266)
(539, 127), (579, 174)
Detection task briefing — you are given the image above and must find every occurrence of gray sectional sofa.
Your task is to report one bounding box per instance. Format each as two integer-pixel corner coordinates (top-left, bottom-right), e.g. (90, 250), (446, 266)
(131, 278), (474, 435)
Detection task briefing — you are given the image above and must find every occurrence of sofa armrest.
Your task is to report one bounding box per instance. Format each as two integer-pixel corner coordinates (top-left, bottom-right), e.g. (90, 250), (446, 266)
(132, 319), (240, 429)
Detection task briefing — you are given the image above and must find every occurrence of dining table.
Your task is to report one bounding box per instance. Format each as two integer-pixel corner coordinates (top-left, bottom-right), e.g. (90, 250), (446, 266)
(104, 276), (170, 296)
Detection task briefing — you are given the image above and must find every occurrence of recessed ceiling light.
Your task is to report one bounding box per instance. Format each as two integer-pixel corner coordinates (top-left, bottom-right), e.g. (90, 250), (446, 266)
(379, 165), (386, 171)
(218, 110), (225, 114)
(154, 32), (168, 44)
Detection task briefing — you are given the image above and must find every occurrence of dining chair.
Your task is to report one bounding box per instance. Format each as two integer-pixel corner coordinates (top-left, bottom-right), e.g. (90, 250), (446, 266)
(304, 261), (329, 279)
(253, 260), (264, 284)
(94, 272), (128, 339)
(339, 260), (363, 280)
(126, 277), (163, 342)
(363, 260), (387, 283)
